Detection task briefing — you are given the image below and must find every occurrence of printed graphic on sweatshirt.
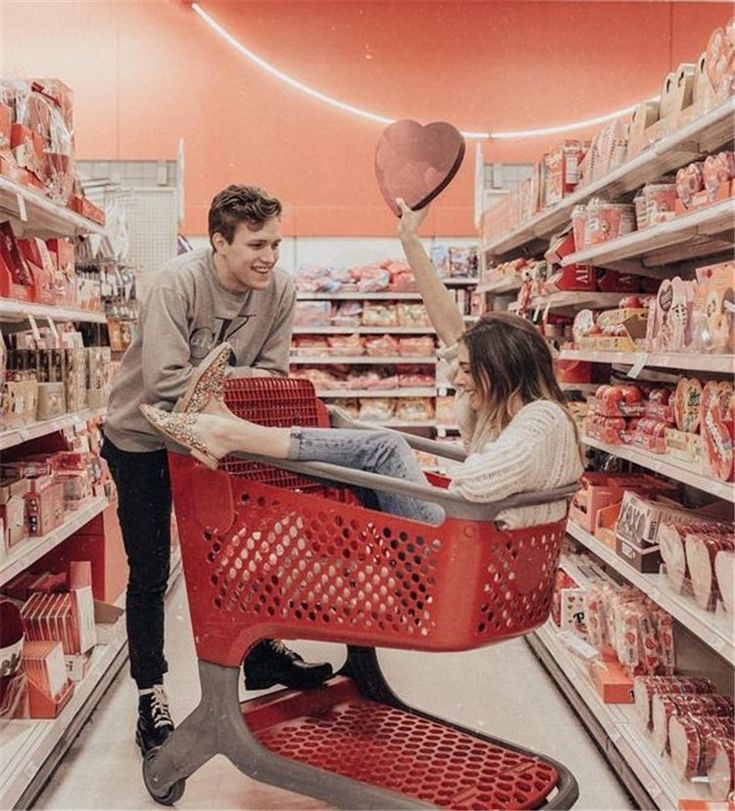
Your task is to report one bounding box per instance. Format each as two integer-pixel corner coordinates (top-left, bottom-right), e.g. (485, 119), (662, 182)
(190, 314), (255, 360)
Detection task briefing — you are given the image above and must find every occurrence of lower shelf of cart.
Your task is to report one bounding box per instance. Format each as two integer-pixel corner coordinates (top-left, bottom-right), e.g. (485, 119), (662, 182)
(242, 675), (560, 810)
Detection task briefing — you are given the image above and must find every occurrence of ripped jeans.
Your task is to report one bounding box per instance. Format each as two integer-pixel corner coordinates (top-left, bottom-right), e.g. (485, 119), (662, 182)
(288, 428), (444, 525)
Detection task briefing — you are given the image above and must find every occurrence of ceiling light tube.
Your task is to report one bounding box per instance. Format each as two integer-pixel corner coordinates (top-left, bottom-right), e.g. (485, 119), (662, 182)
(191, 2), (657, 140)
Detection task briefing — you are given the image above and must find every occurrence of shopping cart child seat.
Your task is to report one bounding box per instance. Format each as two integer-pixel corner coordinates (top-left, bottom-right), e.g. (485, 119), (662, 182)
(143, 378), (579, 809)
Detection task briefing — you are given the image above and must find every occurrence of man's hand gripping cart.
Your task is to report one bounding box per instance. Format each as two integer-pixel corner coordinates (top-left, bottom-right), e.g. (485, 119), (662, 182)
(144, 378), (580, 810)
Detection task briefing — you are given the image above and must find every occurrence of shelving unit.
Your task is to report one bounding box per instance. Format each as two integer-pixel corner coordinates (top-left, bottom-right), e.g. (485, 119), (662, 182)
(0, 298), (107, 324)
(290, 356), (437, 365)
(567, 522), (734, 663)
(480, 99), (735, 261)
(1, 554), (183, 811)
(316, 387), (437, 398)
(475, 276), (523, 295)
(558, 348), (734, 375)
(1, 408), (107, 450)
(528, 621), (712, 810)
(293, 325), (435, 335)
(0, 177), (108, 240)
(0, 496), (109, 586)
(582, 435), (735, 502)
(478, 98), (735, 811)
(563, 198), (734, 271)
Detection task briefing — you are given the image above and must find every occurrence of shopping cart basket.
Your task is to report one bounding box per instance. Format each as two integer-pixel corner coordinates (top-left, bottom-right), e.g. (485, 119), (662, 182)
(143, 378), (579, 809)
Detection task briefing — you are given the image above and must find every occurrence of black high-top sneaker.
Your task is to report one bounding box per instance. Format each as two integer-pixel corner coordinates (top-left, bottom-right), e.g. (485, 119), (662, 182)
(243, 640), (333, 690)
(136, 684), (174, 755)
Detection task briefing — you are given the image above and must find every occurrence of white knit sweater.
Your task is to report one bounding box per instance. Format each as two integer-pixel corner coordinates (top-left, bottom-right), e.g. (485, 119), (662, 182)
(439, 346), (583, 528)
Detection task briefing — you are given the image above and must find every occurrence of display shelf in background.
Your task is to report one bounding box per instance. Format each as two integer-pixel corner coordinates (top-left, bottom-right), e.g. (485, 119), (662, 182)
(297, 291), (423, 301)
(0, 496), (109, 586)
(1, 408), (107, 451)
(315, 388), (437, 398)
(475, 277), (523, 295)
(567, 521), (735, 664)
(289, 356), (437, 365)
(509, 291), (624, 313)
(528, 621), (712, 810)
(480, 99), (735, 260)
(0, 298), (107, 324)
(582, 435), (735, 502)
(558, 349), (735, 375)
(0, 553), (183, 811)
(0, 177), (108, 239)
(562, 198), (734, 271)
(293, 326), (436, 335)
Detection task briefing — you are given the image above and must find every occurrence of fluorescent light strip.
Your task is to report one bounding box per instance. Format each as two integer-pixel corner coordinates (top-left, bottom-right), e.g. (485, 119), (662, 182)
(191, 2), (658, 141)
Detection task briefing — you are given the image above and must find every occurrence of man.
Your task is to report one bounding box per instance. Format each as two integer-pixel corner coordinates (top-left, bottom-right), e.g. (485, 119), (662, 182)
(102, 185), (332, 756)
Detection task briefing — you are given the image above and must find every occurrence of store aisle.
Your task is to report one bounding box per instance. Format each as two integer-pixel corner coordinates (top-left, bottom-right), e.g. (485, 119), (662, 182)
(36, 575), (633, 810)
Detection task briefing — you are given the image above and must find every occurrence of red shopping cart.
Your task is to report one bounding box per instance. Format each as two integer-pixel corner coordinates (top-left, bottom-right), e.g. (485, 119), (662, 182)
(143, 378), (579, 809)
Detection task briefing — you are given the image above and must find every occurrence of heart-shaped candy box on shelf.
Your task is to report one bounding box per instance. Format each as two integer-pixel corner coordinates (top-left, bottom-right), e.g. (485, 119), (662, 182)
(375, 120), (465, 215)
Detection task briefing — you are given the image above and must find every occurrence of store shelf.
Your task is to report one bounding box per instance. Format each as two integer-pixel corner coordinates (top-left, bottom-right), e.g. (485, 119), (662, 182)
(559, 382), (600, 393)
(529, 621), (712, 810)
(559, 348), (735, 375)
(567, 521), (735, 664)
(582, 435), (735, 502)
(509, 291), (624, 313)
(1, 554), (183, 810)
(297, 291), (423, 300)
(476, 276), (522, 295)
(315, 388), (437, 398)
(293, 326), (435, 335)
(563, 198), (734, 270)
(0, 496), (109, 586)
(0, 298), (107, 324)
(480, 99), (735, 260)
(290, 356), (437, 365)
(1, 408), (106, 451)
(0, 177), (107, 239)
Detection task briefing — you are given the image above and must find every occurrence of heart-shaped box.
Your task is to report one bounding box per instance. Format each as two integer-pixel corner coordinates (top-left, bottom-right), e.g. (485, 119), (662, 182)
(375, 120), (465, 216)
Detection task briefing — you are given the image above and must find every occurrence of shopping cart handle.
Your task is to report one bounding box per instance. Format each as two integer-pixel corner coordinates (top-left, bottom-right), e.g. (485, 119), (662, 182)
(229, 451), (578, 522)
(327, 407), (467, 462)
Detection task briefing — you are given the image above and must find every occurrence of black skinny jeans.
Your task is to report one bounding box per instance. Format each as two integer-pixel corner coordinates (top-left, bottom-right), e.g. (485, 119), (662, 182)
(101, 435), (172, 690)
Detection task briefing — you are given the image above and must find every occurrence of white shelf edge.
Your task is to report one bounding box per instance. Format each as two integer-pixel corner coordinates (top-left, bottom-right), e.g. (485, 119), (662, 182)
(476, 278), (522, 295)
(532, 622), (712, 809)
(582, 435), (735, 502)
(293, 326), (436, 335)
(567, 521), (735, 664)
(479, 99), (735, 259)
(0, 497), (109, 586)
(511, 291), (624, 314)
(559, 349), (735, 374)
(1, 408), (106, 451)
(0, 177), (108, 238)
(0, 298), (107, 324)
(315, 388), (437, 398)
(289, 356), (437, 365)
(562, 198), (734, 268)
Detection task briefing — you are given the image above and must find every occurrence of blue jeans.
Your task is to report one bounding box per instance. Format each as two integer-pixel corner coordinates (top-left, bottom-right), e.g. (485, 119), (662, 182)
(288, 428), (444, 525)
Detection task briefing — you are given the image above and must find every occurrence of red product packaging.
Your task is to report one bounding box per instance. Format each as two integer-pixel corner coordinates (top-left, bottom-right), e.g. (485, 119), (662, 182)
(685, 534), (735, 611)
(676, 162), (705, 208)
(669, 715), (735, 778)
(701, 381), (734, 482)
(633, 675), (714, 729)
(556, 264), (597, 291)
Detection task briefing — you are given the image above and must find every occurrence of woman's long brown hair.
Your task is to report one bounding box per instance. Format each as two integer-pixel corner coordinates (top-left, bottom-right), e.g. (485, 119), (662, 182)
(461, 312), (581, 454)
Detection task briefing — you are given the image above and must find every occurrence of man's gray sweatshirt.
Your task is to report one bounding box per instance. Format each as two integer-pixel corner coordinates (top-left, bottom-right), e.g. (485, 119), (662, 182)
(104, 247), (296, 452)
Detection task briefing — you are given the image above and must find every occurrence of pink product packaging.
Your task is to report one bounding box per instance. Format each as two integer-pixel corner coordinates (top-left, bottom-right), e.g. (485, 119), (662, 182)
(649, 276), (698, 352)
(703, 151), (735, 196)
(571, 205), (587, 250)
(633, 196), (648, 230)
(642, 184), (678, 225)
(675, 162), (705, 207)
(585, 202), (636, 245)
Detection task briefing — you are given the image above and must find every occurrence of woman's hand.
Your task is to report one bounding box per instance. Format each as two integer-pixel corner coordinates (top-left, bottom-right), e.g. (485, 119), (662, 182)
(396, 198), (429, 240)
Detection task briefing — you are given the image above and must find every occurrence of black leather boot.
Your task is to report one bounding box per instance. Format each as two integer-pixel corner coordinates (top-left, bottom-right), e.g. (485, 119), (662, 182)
(136, 684), (174, 755)
(244, 640), (333, 690)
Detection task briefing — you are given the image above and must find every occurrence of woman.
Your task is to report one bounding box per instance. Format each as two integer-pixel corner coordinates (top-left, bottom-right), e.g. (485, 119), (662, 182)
(140, 200), (583, 528)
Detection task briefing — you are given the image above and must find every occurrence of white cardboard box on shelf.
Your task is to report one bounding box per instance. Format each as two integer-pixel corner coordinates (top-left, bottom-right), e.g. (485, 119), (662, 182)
(93, 600), (124, 645)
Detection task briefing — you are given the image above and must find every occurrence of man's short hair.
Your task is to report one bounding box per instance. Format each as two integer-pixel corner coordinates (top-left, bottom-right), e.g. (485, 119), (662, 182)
(208, 185), (282, 246)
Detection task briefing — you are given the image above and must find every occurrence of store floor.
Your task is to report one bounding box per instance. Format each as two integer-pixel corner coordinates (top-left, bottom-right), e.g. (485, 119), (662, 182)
(36, 576), (634, 811)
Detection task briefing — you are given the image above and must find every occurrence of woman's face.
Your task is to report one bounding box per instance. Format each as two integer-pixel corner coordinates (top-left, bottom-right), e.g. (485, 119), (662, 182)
(455, 343), (483, 411)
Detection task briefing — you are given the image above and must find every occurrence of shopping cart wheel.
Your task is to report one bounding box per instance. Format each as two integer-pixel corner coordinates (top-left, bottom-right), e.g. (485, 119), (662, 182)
(142, 749), (186, 806)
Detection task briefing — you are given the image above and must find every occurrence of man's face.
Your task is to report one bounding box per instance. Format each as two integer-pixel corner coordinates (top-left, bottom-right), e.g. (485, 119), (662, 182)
(215, 218), (282, 292)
